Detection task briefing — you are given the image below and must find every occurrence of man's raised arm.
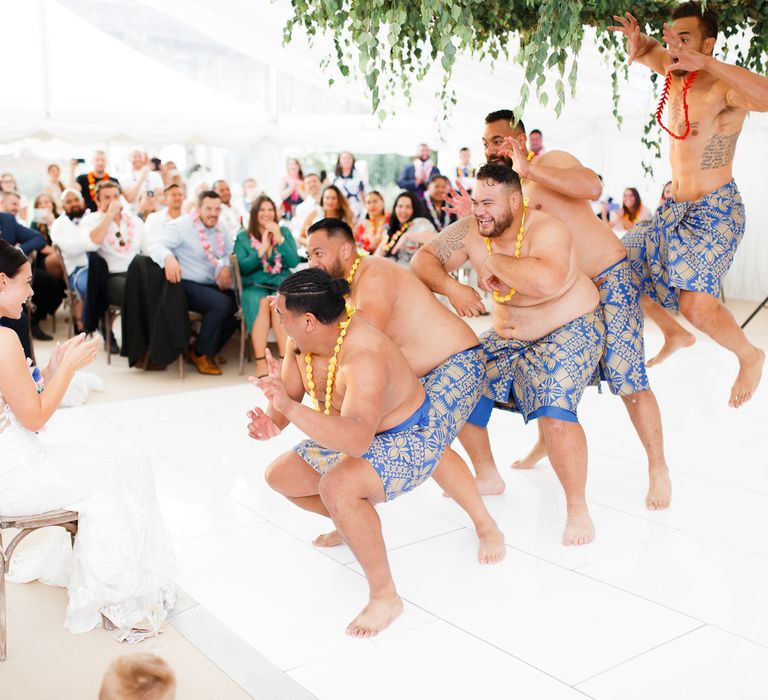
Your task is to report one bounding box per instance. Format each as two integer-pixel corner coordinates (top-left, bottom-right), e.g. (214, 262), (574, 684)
(608, 12), (671, 75)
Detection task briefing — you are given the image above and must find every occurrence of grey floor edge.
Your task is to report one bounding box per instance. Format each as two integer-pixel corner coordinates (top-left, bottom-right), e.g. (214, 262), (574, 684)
(169, 589), (318, 700)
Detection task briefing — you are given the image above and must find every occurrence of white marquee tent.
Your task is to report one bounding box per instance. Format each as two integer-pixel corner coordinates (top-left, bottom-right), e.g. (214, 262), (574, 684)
(2, 0), (766, 300)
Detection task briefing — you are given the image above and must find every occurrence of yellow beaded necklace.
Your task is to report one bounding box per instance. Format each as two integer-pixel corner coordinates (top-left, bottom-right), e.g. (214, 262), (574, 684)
(483, 197), (529, 303)
(346, 256), (362, 285)
(304, 306), (356, 415)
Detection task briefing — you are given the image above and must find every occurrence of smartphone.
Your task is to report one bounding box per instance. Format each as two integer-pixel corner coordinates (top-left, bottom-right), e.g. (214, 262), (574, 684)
(75, 158), (86, 164)
(146, 190), (155, 197)
(33, 208), (49, 220)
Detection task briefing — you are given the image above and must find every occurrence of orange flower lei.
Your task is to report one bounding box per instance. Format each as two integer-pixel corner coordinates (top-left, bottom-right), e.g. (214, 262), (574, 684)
(87, 171), (110, 202)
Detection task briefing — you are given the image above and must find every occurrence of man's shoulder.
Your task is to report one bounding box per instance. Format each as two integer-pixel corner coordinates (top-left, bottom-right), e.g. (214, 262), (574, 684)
(537, 149), (581, 168)
(0, 211), (15, 228)
(75, 173), (88, 184)
(51, 214), (74, 231)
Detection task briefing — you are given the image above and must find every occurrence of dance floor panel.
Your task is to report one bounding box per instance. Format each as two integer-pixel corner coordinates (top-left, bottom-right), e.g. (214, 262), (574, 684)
(38, 339), (768, 699)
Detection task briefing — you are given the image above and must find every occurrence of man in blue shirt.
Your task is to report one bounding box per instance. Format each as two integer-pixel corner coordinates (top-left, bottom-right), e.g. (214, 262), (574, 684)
(151, 190), (237, 375)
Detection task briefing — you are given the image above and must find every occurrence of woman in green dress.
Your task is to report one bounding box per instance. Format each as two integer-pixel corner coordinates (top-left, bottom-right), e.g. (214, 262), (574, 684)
(234, 195), (300, 376)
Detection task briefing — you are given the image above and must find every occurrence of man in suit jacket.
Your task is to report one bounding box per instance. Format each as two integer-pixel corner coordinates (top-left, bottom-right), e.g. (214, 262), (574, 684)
(397, 144), (440, 201)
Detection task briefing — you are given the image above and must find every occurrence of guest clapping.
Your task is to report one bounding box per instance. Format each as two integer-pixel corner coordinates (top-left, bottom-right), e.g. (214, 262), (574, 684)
(374, 191), (436, 267)
(298, 185), (354, 246)
(234, 195), (300, 377)
(355, 191), (388, 253)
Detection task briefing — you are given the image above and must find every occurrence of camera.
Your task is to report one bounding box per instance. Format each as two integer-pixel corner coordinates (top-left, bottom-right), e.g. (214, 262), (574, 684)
(146, 190), (155, 198)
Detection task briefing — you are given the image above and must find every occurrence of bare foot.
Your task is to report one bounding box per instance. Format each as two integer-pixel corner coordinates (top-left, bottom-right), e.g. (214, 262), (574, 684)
(729, 348), (765, 409)
(646, 468), (672, 510)
(646, 330), (696, 368)
(511, 441), (547, 470)
(478, 526), (506, 564)
(346, 594), (404, 637)
(562, 511), (595, 546)
(312, 530), (344, 547)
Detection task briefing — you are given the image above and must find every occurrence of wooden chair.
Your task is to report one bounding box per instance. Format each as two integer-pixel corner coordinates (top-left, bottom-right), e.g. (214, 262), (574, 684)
(52, 245), (77, 339)
(104, 305), (121, 364)
(230, 254), (252, 375)
(0, 509), (78, 661)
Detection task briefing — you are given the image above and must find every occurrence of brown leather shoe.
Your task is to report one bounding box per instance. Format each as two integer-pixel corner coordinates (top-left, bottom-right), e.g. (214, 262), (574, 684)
(190, 350), (222, 375)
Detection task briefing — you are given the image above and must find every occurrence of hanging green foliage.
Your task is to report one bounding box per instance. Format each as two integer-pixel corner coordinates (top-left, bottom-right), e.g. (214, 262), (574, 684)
(283, 1), (768, 164)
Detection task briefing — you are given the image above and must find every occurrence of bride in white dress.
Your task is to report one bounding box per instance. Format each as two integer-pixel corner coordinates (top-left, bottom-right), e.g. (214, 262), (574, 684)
(0, 240), (175, 636)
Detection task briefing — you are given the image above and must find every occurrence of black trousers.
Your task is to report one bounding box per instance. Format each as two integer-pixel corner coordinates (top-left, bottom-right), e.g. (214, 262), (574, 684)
(31, 268), (64, 324)
(182, 280), (238, 356)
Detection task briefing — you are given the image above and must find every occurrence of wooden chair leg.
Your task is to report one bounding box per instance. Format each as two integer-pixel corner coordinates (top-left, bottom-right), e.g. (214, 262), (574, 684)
(239, 322), (246, 376)
(178, 353), (184, 380)
(0, 549), (7, 662)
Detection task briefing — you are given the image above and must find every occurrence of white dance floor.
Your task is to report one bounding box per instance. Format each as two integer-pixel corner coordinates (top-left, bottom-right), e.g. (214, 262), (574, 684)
(41, 338), (768, 699)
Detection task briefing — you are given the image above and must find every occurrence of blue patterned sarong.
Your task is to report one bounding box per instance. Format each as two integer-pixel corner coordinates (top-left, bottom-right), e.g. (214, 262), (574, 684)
(593, 257), (650, 396)
(295, 346), (486, 501)
(623, 179), (745, 310)
(477, 307), (605, 424)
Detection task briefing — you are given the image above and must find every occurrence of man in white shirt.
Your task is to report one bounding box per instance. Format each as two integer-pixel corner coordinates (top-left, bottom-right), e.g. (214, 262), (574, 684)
(50, 189), (90, 330)
(291, 172), (322, 237)
(80, 180), (149, 351)
(213, 179), (242, 239)
(145, 183), (185, 248)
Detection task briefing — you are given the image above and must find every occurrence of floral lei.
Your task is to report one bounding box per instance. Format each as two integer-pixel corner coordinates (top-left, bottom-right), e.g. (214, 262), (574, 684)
(87, 171), (110, 201)
(424, 196), (451, 231)
(383, 220), (412, 255)
(193, 211), (226, 268)
(106, 213), (135, 253)
(249, 232), (283, 274)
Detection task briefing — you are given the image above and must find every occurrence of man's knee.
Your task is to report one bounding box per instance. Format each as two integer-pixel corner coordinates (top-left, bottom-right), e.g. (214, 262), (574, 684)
(679, 291), (718, 328)
(265, 456), (295, 494)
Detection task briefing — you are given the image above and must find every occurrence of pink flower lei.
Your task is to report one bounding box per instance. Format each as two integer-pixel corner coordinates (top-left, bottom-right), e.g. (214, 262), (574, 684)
(249, 232), (282, 274)
(107, 213), (136, 253)
(193, 211), (226, 268)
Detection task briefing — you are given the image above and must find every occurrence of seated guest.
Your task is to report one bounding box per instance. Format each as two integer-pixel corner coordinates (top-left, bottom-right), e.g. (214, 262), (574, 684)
(30, 193), (65, 280)
(145, 183), (184, 247)
(278, 158), (305, 222)
(374, 191), (436, 267)
(150, 190), (237, 375)
(0, 173), (28, 221)
(331, 151), (367, 221)
(136, 190), (159, 222)
(298, 185), (354, 246)
(122, 150), (164, 212)
(0, 240), (176, 639)
(234, 195), (300, 377)
(291, 171), (322, 238)
(80, 181), (149, 351)
(0, 209), (46, 354)
(44, 163), (66, 204)
(422, 174), (457, 232)
(237, 176), (260, 221)
(213, 179), (243, 237)
(99, 654), (176, 700)
(72, 151), (120, 213)
(51, 189), (91, 332)
(354, 190), (388, 253)
(610, 187), (652, 234)
(660, 180), (673, 206)
(1, 192), (63, 341)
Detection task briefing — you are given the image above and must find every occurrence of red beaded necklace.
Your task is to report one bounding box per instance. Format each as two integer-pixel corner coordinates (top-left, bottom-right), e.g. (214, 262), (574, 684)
(656, 71), (699, 140)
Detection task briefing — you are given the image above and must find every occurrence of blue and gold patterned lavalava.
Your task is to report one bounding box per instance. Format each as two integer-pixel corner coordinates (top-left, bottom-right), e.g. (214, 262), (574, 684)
(593, 257), (650, 397)
(623, 179), (745, 310)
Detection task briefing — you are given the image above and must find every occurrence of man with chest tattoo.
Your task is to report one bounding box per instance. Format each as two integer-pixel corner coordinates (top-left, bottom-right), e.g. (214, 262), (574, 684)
(610, 3), (767, 408)
(429, 110), (673, 510)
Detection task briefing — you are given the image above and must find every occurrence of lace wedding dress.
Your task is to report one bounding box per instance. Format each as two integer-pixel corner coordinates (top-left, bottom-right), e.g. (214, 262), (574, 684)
(0, 388), (176, 635)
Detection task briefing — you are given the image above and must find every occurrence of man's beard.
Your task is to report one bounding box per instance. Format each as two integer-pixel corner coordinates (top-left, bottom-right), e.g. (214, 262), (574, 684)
(67, 207), (85, 220)
(327, 259), (346, 280)
(477, 211), (513, 239)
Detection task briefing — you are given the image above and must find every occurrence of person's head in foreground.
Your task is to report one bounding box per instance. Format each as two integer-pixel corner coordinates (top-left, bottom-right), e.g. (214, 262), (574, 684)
(275, 268), (350, 354)
(99, 653), (176, 700)
(0, 240), (31, 320)
(306, 218), (356, 278)
(669, 2), (719, 76)
(472, 160), (524, 239)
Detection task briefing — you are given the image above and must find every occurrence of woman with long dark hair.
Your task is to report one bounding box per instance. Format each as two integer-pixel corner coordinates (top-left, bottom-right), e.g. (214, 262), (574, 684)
(298, 185), (355, 246)
(374, 191), (436, 267)
(234, 195), (300, 377)
(612, 187), (651, 233)
(0, 239), (175, 638)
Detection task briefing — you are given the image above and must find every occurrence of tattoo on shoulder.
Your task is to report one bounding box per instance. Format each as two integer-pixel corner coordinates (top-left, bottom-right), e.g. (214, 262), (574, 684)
(432, 218), (471, 264)
(701, 133), (739, 170)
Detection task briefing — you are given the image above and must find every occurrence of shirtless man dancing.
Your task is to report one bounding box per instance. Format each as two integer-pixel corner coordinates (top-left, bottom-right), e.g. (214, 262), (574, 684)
(249, 269), (497, 636)
(301, 217), (506, 553)
(610, 3), (767, 408)
(434, 110), (673, 509)
(414, 161), (605, 545)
